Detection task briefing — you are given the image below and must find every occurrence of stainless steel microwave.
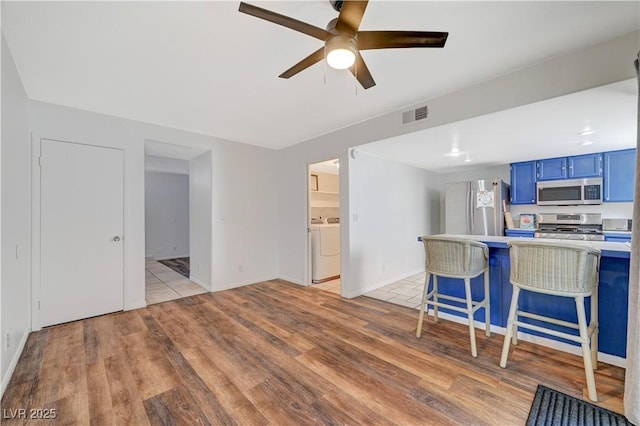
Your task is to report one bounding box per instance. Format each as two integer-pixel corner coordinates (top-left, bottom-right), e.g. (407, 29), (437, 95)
(536, 177), (603, 205)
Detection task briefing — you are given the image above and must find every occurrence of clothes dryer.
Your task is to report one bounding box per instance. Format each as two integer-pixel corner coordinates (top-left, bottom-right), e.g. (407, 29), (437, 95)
(310, 223), (340, 283)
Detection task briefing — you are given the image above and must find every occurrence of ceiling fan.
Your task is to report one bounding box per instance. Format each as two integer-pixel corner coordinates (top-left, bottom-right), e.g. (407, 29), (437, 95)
(238, 0), (448, 89)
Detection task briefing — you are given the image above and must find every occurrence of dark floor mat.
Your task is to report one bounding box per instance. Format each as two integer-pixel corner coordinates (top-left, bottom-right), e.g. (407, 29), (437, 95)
(527, 384), (633, 426)
(158, 257), (190, 278)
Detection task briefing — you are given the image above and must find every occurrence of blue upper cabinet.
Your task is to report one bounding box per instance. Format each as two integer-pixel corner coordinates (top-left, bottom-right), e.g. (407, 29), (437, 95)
(537, 157), (567, 180)
(604, 149), (636, 202)
(510, 161), (537, 204)
(568, 153), (603, 178)
(537, 153), (603, 180)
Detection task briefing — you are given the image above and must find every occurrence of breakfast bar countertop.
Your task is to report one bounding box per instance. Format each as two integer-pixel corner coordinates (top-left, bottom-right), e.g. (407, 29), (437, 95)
(429, 234), (631, 258)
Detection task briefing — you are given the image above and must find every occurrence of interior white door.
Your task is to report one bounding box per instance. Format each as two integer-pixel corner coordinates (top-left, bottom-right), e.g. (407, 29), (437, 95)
(40, 139), (124, 327)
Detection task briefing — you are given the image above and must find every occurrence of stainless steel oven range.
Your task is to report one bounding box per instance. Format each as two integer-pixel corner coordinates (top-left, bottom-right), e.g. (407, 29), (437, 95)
(534, 213), (604, 241)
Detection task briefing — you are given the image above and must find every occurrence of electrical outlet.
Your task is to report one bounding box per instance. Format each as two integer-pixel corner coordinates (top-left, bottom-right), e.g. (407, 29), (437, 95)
(5, 333), (10, 350)
(172, 246), (177, 251)
(238, 265), (243, 272)
(197, 263), (200, 272)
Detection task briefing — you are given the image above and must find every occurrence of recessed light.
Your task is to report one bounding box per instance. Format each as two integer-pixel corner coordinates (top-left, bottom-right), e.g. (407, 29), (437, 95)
(578, 128), (596, 137)
(579, 140), (594, 146)
(464, 158), (472, 162)
(445, 147), (465, 157)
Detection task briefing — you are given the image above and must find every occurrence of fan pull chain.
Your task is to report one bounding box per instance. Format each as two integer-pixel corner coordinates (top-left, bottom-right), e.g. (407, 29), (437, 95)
(323, 46), (327, 86)
(354, 57), (358, 96)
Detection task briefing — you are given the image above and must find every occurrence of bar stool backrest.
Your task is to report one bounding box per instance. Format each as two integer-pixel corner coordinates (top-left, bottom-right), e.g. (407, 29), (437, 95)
(423, 236), (488, 278)
(508, 240), (600, 296)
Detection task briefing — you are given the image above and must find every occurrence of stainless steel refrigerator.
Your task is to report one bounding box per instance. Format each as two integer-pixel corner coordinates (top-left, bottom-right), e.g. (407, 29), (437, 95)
(445, 179), (510, 236)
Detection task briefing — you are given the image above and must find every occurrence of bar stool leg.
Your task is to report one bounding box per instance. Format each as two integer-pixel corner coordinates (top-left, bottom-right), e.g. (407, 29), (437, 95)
(590, 287), (599, 369)
(433, 275), (439, 322)
(500, 286), (520, 368)
(416, 272), (431, 338)
(464, 277), (478, 358)
(575, 295), (598, 402)
(484, 268), (491, 337)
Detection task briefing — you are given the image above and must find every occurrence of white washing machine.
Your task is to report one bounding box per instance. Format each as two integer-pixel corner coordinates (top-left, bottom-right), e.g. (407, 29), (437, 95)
(310, 222), (340, 283)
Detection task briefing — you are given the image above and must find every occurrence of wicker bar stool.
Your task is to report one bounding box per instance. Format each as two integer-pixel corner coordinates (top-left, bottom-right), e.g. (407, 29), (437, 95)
(416, 235), (490, 357)
(499, 240), (601, 402)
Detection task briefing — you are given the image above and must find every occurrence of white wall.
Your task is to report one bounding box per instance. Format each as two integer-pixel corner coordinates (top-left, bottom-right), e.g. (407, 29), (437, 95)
(28, 100), (279, 325)
(277, 31), (638, 297)
(145, 171), (190, 259)
(1, 33), (30, 395)
(349, 152), (440, 295)
(210, 141), (279, 290)
(189, 151), (212, 289)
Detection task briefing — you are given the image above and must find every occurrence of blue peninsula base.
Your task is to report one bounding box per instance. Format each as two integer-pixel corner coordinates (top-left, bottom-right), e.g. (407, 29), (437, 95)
(426, 239), (629, 365)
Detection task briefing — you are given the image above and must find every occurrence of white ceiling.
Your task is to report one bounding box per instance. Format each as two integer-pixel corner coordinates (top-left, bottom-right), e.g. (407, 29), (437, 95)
(145, 140), (207, 160)
(2, 1), (639, 163)
(310, 158), (340, 175)
(360, 78), (638, 172)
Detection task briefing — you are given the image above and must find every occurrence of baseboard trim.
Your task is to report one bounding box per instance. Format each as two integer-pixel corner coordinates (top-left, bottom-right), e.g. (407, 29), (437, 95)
(125, 300), (148, 311)
(189, 276), (210, 291)
(277, 275), (306, 286)
(211, 276), (279, 292)
(1, 329), (29, 398)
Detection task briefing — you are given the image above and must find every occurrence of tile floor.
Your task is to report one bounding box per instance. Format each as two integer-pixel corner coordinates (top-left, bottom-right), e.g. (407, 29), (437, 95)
(309, 275), (423, 303)
(363, 272), (425, 309)
(146, 257), (417, 306)
(310, 278), (340, 295)
(145, 257), (208, 305)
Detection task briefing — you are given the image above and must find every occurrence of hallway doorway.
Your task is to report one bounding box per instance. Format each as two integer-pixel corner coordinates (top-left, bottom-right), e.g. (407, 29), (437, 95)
(144, 140), (212, 304)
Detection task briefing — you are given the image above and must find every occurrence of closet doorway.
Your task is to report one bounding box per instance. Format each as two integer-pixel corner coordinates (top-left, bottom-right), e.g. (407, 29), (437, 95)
(308, 159), (341, 295)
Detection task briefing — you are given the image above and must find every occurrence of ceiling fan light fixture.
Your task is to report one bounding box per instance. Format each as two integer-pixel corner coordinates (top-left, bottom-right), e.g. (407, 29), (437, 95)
(326, 35), (357, 69)
(327, 48), (356, 69)
(238, 1), (449, 89)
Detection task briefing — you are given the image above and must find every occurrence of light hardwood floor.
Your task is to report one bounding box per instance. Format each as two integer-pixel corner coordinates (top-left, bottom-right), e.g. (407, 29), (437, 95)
(1, 280), (626, 425)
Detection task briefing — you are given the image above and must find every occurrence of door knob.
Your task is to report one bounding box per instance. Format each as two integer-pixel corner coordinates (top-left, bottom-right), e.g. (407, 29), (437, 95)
(112, 236), (121, 242)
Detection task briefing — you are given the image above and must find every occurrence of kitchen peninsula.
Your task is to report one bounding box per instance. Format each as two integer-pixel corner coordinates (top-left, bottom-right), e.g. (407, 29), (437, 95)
(424, 234), (630, 366)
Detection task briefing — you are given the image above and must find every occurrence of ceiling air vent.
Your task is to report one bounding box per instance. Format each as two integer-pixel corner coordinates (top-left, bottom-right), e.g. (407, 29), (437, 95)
(402, 105), (429, 125)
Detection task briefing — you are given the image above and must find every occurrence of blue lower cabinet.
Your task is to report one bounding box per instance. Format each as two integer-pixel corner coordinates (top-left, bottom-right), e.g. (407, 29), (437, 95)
(604, 233), (631, 243)
(424, 248), (507, 328)
(425, 274), (493, 324)
(499, 249), (628, 357)
(510, 288), (594, 347)
(505, 229), (535, 238)
(598, 256), (629, 358)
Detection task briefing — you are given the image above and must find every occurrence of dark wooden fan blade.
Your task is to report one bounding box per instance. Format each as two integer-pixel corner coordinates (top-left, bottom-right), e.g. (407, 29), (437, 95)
(357, 31), (448, 50)
(335, 0), (369, 35)
(279, 48), (325, 79)
(349, 53), (376, 89)
(239, 2), (330, 41)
